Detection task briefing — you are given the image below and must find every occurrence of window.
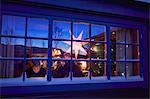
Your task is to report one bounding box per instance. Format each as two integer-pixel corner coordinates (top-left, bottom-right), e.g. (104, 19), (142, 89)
(52, 21), (107, 79)
(91, 62), (106, 77)
(27, 18), (49, 38)
(26, 18), (49, 78)
(0, 60), (24, 78)
(26, 39), (48, 59)
(0, 15), (49, 79)
(0, 15), (26, 78)
(0, 37), (25, 58)
(1, 15), (26, 36)
(0, 15), (142, 82)
(110, 27), (140, 77)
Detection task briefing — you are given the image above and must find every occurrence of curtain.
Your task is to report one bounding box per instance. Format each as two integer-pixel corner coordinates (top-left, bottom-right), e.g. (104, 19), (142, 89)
(0, 16), (15, 78)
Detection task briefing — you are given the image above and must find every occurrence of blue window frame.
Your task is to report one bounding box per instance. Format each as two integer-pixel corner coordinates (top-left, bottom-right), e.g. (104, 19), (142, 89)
(0, 14), (143, 83)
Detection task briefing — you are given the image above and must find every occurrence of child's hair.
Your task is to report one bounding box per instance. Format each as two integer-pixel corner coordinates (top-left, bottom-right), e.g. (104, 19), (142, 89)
(33, 60), (40, 66)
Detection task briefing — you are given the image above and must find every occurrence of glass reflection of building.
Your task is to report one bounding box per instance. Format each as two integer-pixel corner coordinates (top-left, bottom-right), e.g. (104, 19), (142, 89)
(0, 16), (140, 79)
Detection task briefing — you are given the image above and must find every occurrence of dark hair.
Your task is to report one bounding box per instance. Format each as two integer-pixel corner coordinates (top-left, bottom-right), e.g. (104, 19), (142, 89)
(33, 60), (40, 66)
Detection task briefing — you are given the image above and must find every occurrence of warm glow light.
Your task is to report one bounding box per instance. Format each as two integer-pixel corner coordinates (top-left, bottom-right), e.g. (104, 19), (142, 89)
(80, 61), (87, 70)
(93, 46), (98, 52)
(112, 32), (115, 35)
(53, 49), (61, 55)
(121, 73), (125, 76)
(64, 30), (87, 59)
(40, 61), (43, 66)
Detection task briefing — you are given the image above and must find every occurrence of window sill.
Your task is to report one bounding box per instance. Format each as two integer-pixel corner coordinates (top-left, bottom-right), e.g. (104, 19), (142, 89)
(0, 76), (143, 87)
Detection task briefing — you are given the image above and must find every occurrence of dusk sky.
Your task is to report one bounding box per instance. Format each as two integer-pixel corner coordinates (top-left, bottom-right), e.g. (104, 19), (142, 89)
(1, 15), (106, 48)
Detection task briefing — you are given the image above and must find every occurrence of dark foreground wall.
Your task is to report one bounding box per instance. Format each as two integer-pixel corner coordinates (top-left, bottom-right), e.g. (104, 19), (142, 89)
(2, 87), (149, 98)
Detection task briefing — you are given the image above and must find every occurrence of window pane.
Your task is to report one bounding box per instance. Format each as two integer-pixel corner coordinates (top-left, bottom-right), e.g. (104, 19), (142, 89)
(27, 18), (49, 38)
(52, 61), (70, 78)
(126, 29), (139, 44)
(111, 62), (125, 77)
(72, 41), (90, 59)
(52, 40), (71, 59)
(0, 37), (25, 58)
(91, 24), (106, 42)
(0, 60), (23, 78)
(26, 39), (48, 58)
(110, 44), (125, 61)
(91, 43), (106, 60)
(1, 15), (25, 36)
(26, 60), (47, 78)
(72, 61), (90, 77)
(53, 21), (71, 40)
(110, 27), (125, 43)
(126, 62), (140, 77)
(73, 22), (89, 41)
(91, 62), (106, 77)
(126, 45), (139, 60)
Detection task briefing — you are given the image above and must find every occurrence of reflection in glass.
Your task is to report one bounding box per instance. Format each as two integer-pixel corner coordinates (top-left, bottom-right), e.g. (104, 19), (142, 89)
(53, 21), (71, 40)
(73, 61), (89, 77)
(126, 62), (139, 77)
(126, 29), (139, 44)
(91, 43), (106, 60)
(72, 41), (90, 59)
(27, 18), (49, 38)
(91, 24), (106, 42)
(52, 41), (71, 59)
(126, 45), (139, 60)
(52, 61), (70, 78)
(1, 15), (26, 36)
(110, 44), (125, 61)
(110, 27), (125, 43)
(110, 27), (139, 44)
(111, 62), (125, 76)
(0, 37), (25, 58)
(73, 22), (89, 41)
(0, 60), (23, 78)
(91, 62), (106, 77)
(26, 39), (48, 58)
(26, 60), (47, 78)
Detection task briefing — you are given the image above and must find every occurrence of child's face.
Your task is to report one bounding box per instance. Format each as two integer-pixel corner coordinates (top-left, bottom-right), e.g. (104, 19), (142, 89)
(34, 65), (40, 69)
(33, 65), (41, 73)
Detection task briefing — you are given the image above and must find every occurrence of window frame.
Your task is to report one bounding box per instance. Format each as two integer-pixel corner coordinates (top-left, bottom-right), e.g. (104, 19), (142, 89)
(0, 13), (143, 85)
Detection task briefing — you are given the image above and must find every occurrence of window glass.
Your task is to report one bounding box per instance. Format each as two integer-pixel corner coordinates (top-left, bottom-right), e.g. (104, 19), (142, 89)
(26, 60), (47, 78)
(126, 45), (139, 60)
(0, 17), (142, 81)
(1, 15), (26, 36)
(72, 41), (90, 59)
(91, 24), (106, 42)
(91, 43), (106, 60)
(0, 37), (25, 58)
(91, 62), (106, 77)
(73, 22), (89, 41)
(110, 27), (125, 43)
(111, 62), (125, 77)
(0, 60), (24, 78)
(27, 18), (49, 38)
(53, 21), (71, 40)
(52, 60), (70, 78)
(52, 40), (71, 59)
(126, 62), (140, 77)
(110, 44), (125, 61)
(26, 39), (48, 59)
(126, 29), (139, 44)
(72, 61), (90, 77)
